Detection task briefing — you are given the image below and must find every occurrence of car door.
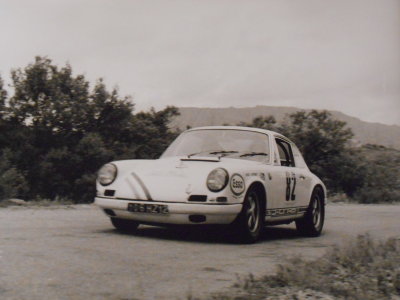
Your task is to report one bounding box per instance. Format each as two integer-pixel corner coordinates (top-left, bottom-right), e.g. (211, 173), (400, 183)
(275, 137), (299, 203)
(291, 143), (313, 208)
(266, 137), (310, 220)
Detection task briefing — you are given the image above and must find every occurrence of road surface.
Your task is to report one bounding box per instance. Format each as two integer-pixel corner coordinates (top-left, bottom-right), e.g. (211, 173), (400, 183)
(0, 203), (399, 299)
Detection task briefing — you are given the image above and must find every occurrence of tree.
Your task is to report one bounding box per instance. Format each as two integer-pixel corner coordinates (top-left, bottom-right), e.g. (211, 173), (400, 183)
(0, 75), (10, 147)
(239, 115), (278, 131)
(0, 76), (29, 200)
(353, 145), (400, 203)
(88, 79), (135, 142)
(0, 75), (6, 117)
(0, 148), (29, 200)
(133, 106), (180, 158)
(2, 56), (180, 202)
(278, 111), (353, 163)
(10, 57), (91, 133)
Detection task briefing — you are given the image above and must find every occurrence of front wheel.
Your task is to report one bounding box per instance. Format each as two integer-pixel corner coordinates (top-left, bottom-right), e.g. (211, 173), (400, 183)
(296, 188), (325, 237)
(110, 218), (140, 232)
(232, 186), (264, 244)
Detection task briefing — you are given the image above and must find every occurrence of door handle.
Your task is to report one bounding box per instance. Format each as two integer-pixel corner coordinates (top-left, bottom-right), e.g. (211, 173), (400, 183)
(299, 175), (306, 180)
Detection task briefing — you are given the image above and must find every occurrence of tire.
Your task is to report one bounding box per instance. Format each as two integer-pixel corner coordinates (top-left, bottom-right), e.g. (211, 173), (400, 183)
(110, 218), (140, 232)
(296, 188), (325, 237)
(232, 186), (264, 244)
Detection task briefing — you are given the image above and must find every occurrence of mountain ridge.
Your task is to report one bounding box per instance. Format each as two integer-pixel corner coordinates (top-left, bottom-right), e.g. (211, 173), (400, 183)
(170, 106), (400, 149)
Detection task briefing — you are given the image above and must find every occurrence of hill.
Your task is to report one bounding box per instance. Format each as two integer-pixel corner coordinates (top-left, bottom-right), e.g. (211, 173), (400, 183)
(171, 106), (400, 149)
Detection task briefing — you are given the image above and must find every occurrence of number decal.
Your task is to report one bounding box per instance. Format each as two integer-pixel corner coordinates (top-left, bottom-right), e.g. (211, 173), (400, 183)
(285, 172), (296, 201)
(291, 177), (296, 200)
(286, 176), (291, 201)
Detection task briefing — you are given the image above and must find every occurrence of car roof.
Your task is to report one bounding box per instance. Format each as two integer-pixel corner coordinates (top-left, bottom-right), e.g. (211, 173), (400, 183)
(185, 125), (283, 137)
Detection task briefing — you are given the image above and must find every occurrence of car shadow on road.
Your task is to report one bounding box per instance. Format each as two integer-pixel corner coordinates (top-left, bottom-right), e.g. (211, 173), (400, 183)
(100, 224), (304, 245)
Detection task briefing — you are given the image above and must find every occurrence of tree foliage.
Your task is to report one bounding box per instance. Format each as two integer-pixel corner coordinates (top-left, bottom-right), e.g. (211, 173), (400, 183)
(279, 111), (364, 195)
(239, 115), (277, 131)
(353, 144), (400, 203)
(0, 56), (179, 202)
(0, 75), (7, 116)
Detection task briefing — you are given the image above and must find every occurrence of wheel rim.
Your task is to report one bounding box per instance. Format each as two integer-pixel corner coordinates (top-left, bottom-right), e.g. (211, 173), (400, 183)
(312, 194), (321, 229)
(246, 192), (260, 233)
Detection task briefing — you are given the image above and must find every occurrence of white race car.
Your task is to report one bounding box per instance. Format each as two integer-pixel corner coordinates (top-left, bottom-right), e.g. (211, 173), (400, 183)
(95, 126), (326, 243)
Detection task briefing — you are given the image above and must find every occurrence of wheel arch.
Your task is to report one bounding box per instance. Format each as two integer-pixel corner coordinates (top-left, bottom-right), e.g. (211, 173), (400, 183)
(247, 181), (267, 211)
(308, 172), (328, 206)
(312, 184), (326, 206)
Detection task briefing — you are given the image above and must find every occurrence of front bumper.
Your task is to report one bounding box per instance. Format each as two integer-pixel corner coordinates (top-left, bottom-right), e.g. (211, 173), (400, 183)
(95, 197), (242, 225)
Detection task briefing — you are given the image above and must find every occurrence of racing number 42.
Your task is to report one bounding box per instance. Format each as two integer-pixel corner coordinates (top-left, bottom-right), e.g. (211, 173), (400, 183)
(285, 172), (296, 201)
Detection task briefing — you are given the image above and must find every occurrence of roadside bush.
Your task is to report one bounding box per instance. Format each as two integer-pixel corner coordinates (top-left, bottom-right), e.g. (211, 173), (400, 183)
(0, 167), (29, 201)
(0, 150), (29, 200)
(353, 145), (400, 203)
(354, 188), (400, 204)
(202, 235), (400, 300)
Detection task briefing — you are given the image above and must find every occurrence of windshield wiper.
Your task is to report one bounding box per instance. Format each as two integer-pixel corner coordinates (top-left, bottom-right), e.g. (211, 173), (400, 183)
(187, 151), (206, 158)
(240, 152), (269, 157)
(187, 150), (238, 158)
(187, 150), (235, 157)
(209, 150), (239, 155)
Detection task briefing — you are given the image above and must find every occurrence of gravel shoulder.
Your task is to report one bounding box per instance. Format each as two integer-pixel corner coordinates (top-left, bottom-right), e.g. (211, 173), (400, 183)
(0, 203), (399, 300)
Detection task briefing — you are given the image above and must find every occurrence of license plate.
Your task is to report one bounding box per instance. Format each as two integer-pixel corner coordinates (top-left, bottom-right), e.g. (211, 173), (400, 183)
(127, 203), (169, 215)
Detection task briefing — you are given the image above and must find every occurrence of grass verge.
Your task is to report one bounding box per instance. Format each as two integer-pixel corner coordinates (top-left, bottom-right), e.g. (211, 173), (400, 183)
(197, 234), (400, 300)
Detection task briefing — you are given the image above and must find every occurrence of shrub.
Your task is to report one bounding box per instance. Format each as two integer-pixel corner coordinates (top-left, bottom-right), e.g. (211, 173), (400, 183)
(0, 167), (29, 200)
(352, 145), (400, 203)
(0, 149), (29, 200)
(202, 235), (400, 300)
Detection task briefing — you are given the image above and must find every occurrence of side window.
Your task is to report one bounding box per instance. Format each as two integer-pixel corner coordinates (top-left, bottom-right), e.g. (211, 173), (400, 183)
(292, 144), (308, 169)
(276, 139), (295, 167)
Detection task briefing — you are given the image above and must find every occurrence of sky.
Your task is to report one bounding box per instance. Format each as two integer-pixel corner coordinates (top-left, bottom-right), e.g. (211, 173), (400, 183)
(1, 0), (399, 125)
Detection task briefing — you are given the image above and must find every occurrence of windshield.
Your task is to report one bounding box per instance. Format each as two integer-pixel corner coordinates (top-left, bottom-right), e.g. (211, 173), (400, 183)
(161, 129), (270, 162)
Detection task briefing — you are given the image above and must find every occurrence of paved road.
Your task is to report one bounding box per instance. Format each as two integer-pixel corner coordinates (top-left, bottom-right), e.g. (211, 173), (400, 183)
(0, 203), (399, 300)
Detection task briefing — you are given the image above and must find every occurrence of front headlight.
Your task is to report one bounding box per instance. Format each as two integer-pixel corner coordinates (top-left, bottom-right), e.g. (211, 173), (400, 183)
(207, 168), (229, 192)
(97, 163), (117, 186)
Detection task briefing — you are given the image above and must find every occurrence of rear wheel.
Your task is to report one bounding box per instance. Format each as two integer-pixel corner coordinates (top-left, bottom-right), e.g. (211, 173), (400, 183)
(296, 188), (324, 237)
(110, 218), (140, 232)
(233, 186), (264, 243)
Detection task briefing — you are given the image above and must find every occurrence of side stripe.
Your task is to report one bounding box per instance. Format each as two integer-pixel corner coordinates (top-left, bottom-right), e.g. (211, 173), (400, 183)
(131, 172), (153, 201)
(125, 178), (141, 199)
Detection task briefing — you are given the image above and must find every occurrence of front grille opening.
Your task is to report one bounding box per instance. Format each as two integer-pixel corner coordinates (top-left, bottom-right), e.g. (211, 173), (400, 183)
(189, 215), (206, 223)
(188, 195), (207, 202)
(104, 189), (115, 197)
(216, 197), (227, 203)
(103, 209), (116, 217)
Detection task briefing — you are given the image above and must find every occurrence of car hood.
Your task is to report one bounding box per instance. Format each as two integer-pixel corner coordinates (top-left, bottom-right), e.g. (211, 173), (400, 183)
(104, 156), (262, 202)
